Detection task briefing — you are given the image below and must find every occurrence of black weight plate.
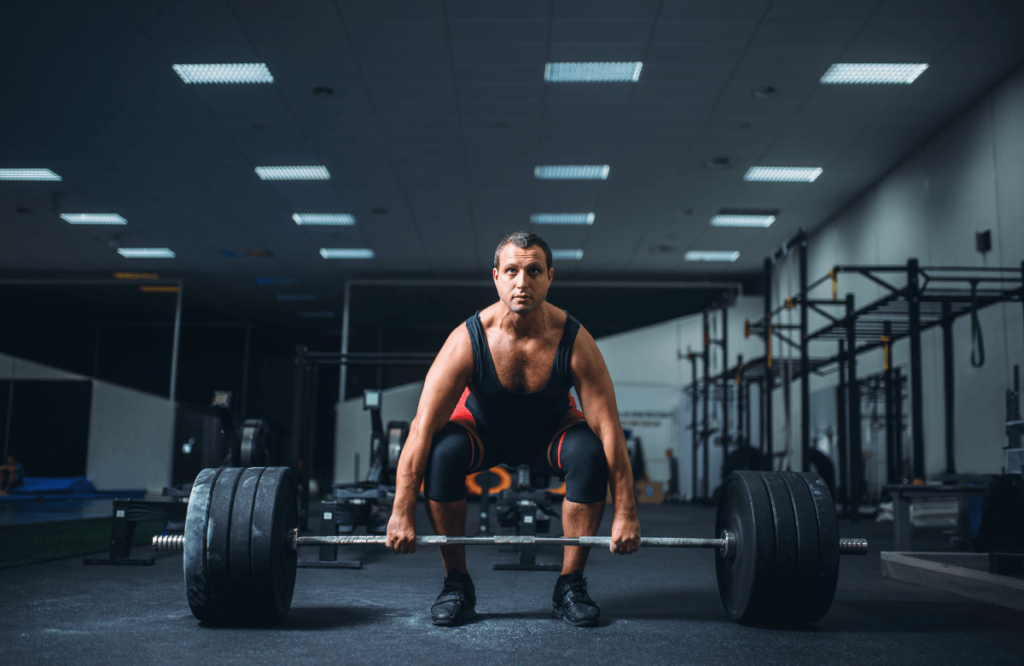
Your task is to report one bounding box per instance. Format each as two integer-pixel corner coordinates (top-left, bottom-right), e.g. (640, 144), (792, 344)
(758, 472), (798, 586)
(228, 467), (265, 622)
(798, 472), (840, 622)
(780, 471), (821, 621)
(250, 467), (298, 625)
(715, 471), (776, 623)
(184, 468), (220, 622)
(206, 467), (244, 622)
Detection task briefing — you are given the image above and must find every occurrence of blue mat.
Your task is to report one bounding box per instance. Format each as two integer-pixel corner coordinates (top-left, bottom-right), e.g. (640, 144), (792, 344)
(0, 477), (144, 502)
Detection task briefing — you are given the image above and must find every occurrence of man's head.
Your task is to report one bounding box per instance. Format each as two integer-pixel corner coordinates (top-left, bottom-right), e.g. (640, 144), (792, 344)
(492, 232), (554, 315)
(6, 455), (14, 465)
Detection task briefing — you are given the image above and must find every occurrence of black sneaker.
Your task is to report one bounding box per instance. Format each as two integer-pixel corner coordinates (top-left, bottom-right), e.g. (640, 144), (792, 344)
(431, 569), (477, 626)
(552, 571), (600, 627)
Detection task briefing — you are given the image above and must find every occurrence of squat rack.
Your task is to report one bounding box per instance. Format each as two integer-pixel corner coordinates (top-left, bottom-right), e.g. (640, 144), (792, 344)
(745, 229), (1023, 504)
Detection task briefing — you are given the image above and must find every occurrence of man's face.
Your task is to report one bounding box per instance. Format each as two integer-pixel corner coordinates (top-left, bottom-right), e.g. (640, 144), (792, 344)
(493, 244), (553, 315)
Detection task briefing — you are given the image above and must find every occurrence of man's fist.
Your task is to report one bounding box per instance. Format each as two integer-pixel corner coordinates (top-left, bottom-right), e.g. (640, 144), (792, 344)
(385, 512), (418, 554)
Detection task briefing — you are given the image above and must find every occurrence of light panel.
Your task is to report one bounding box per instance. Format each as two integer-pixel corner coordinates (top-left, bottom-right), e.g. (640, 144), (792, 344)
(320, 248), (374, 259)
(552, 249), (584, 261)
(256, 277), (299, 285)
(530, 213), (595, 225)
(710, 214), (775, 228)
(298, 311), (336, 319)
(744, 167), (822, 182)
(172, 63), (274, 84)
(685, 251), (740, 262)
(276, 294), (317, 301)
(61, 213), (126, 225)
(821, 63), (928, 85)
(118, 248), (175, 259)
(256, 166), (330, 181)
(0, 168), (61, 181)
(534, 165), (610, 180)
(544, 62), (643, 82)
(292, 213), (355, 226)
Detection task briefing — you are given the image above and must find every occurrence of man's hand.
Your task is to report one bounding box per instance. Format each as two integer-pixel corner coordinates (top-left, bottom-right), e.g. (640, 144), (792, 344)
(385, 511), (418, 554)
(610, 511), (641, 554)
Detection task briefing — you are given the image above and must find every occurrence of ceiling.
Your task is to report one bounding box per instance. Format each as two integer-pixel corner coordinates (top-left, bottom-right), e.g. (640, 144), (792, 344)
(1, 0), (1023, 323)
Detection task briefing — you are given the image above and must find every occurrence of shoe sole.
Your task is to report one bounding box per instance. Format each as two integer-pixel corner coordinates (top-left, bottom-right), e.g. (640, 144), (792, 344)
(552, 605), (599, 627)
(432, 609), (477, 627)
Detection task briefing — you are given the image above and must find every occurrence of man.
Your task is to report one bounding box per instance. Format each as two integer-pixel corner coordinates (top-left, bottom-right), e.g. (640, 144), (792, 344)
(0, 455), (24, 495)
(386, 231), (642, 627)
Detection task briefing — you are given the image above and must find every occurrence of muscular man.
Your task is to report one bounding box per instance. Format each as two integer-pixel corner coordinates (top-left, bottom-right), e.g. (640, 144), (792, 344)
(386, 231), (641, 627)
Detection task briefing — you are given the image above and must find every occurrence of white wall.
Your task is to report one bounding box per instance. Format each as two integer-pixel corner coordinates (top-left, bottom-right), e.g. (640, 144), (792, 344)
(86, 381), (175, 493)
(0, 352), (176, 492)
(595, 297), (765, 499)
(333, 381), (423, 484)
(765, 64), (1024, 479)
(0, 352), (87, 381)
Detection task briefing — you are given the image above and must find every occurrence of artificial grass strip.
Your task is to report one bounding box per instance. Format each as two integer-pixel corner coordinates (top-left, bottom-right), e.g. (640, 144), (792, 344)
(0, 517), (165, 570)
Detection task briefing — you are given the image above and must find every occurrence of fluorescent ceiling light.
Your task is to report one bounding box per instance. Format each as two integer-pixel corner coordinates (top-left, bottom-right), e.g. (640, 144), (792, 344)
(61, 213), (127, 225)
(172, 63), (274, 84)
(821, 63), (928, 85)
(710, 214), (776, 228)
(530, 213), (595, 225)
(744, 167), (822, 182)
(0, 168), (61, 181)
(118, 248), (175, 259)
(534, 165), (610, 180)
(544, 62), (643, 82)
(552, 249), (584, 260)
(298, 311), (335, 319)
(276, 294), (317, 301)
(256, 166), (330, 181)
(292, 213), (355, 226)
(320, 248), (374, 259)
(256, 277), (299, 285)
(685, 251), (740, 262)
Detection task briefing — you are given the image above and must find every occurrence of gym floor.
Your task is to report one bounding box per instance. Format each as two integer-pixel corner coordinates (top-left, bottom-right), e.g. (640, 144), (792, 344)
(3, 503), (1021, 665)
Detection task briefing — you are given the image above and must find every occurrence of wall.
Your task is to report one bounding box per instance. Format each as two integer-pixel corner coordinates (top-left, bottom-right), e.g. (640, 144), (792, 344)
(0, 352), (175, 492)
(86, 381), (175, 493)
(768, 64), (1024, 479)
(333, 381), (424, 485)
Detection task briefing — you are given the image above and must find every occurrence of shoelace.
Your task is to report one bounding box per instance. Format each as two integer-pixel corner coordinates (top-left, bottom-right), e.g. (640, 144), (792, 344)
(439, 580), (469, 601)
(562, 580), (594, 605)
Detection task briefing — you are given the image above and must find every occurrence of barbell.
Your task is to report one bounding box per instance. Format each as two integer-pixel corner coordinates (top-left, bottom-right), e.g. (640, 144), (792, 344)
(156, 466), (868, 626)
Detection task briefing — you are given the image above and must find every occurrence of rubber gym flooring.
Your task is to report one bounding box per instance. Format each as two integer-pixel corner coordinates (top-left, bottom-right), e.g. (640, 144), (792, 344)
(3, 503), (1022, 666)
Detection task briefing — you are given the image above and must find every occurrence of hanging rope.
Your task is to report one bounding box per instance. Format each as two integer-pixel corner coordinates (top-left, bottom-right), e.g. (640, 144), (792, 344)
(830, 269), (837, 301)
(970, 279), (985, 367)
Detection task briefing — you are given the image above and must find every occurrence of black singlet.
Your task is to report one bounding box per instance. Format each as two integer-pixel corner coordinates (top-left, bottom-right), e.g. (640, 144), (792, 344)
(464, 310), (581, 453)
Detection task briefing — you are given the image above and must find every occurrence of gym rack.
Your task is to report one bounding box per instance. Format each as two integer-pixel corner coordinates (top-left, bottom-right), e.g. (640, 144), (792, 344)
(745, 228), (1023, 508)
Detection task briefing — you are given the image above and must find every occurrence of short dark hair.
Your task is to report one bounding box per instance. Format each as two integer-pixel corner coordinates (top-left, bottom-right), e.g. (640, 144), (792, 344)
(493, 232), (553, 271)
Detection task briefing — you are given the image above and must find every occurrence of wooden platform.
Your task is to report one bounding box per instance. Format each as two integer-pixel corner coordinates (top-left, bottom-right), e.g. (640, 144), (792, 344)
(881, 551), (1024, 611)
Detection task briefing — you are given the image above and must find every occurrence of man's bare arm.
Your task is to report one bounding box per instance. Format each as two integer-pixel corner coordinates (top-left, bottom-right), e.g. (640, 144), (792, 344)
(386, 324), (473, 553)
(570, 326), (641, 554)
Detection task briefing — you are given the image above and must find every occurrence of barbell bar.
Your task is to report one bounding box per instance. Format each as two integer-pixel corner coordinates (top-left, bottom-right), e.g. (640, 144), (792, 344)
(172, 466), (869, 627)
(154, 532), (869, 559)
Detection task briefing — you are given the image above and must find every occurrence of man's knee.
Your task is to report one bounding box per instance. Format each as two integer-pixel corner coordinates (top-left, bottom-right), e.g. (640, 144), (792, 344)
(423, 423), (474, 502)
(558, 425), (608, 503)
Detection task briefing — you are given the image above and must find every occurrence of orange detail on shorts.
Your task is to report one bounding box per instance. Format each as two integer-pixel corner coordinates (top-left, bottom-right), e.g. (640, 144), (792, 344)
(557, 430), (568, 471)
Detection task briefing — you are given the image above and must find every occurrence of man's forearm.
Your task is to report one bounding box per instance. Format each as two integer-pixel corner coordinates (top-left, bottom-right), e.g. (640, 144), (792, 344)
(392, 427), (433, 515)
(602, 437), (637, 514)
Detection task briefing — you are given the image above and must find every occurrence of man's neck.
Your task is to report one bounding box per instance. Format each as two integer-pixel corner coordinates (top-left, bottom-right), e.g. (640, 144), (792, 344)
(496, 301), (550, 339)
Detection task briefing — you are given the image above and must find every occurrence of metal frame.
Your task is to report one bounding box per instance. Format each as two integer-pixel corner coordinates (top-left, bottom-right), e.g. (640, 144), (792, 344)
(746, 246), (1023, 492)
